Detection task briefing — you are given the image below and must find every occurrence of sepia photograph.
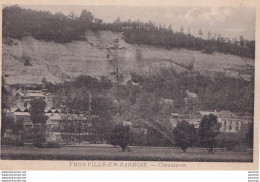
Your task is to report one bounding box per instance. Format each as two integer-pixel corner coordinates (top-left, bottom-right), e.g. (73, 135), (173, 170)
(0, 3), (256, 165)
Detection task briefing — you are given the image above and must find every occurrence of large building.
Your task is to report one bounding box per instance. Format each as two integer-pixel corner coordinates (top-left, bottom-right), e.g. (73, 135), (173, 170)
(168, 110), (252, 133)
(15, 89), (53, 109)
(192, 110), (252, 133)
(5, 89), (95, 142)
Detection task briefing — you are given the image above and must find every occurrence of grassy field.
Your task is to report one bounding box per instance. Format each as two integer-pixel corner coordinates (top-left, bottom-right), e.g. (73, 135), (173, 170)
(1, 146), (253, 162)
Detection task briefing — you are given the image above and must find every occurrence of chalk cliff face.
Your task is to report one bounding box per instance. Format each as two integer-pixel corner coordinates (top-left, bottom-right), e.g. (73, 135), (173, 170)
(2, 30), (254, 85)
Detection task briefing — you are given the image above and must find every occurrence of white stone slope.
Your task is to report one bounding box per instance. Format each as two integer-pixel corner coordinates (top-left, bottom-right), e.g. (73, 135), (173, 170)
(2, 30), (254, 85)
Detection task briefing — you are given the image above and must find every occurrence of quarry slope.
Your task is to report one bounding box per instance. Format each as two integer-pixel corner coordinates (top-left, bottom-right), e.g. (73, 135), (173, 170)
(2, 30), (254, 85)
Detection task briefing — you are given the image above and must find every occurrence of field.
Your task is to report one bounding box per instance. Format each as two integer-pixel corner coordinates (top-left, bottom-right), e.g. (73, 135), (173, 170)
(1, 146), (253, 162)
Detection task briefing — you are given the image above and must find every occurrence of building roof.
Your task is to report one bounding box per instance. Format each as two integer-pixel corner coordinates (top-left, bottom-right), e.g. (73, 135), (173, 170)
(123, 121), (133, 126)
(23, 108), (30, 112)
(14, 112), (30, 116)
(218, 110), (238, 118)
(198, 110), (239, 118)
(198, 111), (218, 116)
(16, 89), (52, 97)
(26, 92), (45, 97)
(16, 91), (27, 97)
(160, 98), (174, 104)
(186, 90), (198, 98)
(48, 114), (62, 120)
(171, 113), (180, 117)
(14, 108), (23, 112)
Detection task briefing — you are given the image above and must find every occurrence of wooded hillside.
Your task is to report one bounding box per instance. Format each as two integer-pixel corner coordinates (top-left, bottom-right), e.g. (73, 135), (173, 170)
(3, 5), (255, 59)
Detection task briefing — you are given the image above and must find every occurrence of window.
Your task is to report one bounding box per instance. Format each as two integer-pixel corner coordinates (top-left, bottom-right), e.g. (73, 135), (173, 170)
(229, 121), (232, 131)
(223, 121), (226, 131)
(229, 125), (232, 131)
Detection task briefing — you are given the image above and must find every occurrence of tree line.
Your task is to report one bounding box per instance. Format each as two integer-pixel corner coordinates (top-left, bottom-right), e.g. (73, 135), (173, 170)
(110, 114), (253, 153)
(1, 71), (254, 151)
(130, 68), (254, 116)
(3, 5), (255, 59)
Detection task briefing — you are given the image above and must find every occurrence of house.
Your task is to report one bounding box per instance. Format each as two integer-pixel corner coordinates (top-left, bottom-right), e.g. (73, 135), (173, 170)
(14, 89), (53, 109)
(9, 106), (61, 129)
(197, 110), (252, 133)
(186, 90), (198, 98)
(184, 90), (198, 103)
(169, 113), (180, 128)
(6, 106), (96, 142)
(4, 88), (100, 143)
(123, 121), (133, 126)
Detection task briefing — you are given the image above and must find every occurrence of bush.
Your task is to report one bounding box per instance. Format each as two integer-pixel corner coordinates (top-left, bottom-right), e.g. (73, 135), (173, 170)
(15, 140), (24, 146)
(225, 140), (239, 151)
(1, 137), (16, 145)
(33, 134), (46, 148)
(109, 123), (132, 152)
(46, 141), (61, 148)
(231, 144), (247, 152)
(202, 46), (214, 54)
(216, 139), (247, 152)
(1, 138), (24, 146)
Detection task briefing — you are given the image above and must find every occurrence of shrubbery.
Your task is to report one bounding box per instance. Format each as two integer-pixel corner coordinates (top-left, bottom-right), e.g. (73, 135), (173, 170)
(46, 141), (61, 148)
(199, 114), (221, 154)
(15, 141), (24, 146)
(109, 123), (132, 151)
(173, 121), (197, 153)
(1, 137), (24, 146)
(33, 134), (46, 148)
(33, 137), (61, 148)
(1, 137), (16, 145)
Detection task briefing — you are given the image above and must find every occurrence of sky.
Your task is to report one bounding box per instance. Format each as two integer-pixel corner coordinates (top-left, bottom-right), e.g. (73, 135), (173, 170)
(20, 5), (256, 40)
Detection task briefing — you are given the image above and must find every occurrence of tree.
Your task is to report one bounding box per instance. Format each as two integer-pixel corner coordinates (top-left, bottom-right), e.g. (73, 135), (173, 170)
(79, 9), (94, 27)
(91, 117), (109, 144)
(29, 98), (47, 146)
(199, 114), (221, 153)
(11, 118), (24, 142)
(1, 114), (15, 138)
(21, 55), (32, 66)
(91, 96), (114, 143)
(109, 123), (132, 151)
(1, 76), (13, 138)
(173, 120), (197, 153)
(240, 35), (245, 47)
(60, 116), (77, 144)
(245, 122), (253, 148)
(180, 26), (184, 34)
(207, 31), (212, 40)
(68, 10), (77, 19)
(114, 16), (121, 24)
(198, 29), (203, 38)
(30, 98), (47, 126)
